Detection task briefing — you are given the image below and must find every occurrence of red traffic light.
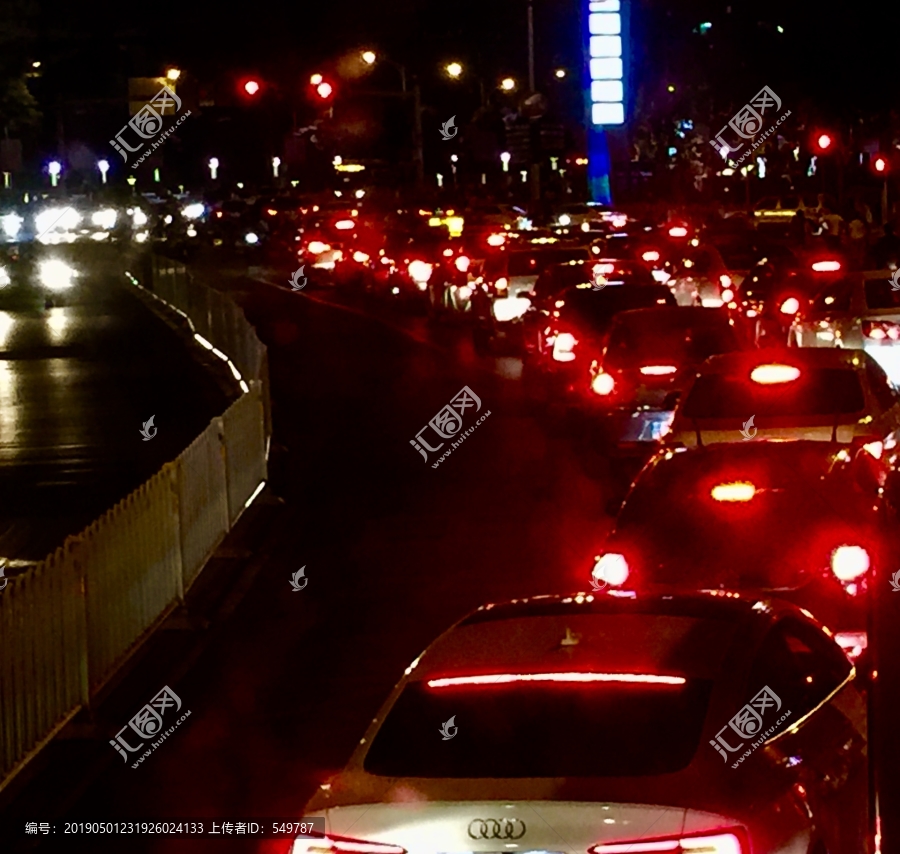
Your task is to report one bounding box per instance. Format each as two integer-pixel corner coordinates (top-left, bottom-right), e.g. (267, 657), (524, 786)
(316, 81), (333, 99)
(244, 80), (260, 96)
(874, 155), (889, 174)
(813, 132), (833, 153)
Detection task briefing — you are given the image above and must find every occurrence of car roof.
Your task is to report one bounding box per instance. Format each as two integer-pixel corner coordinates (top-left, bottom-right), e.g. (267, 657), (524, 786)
(407, 592), (801, 682)
(698, 347), (868, 375)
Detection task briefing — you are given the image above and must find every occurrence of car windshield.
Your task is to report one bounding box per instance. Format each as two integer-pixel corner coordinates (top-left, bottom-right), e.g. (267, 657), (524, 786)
(604, 313), (741, 368)
(535, 263), (594, 294)
(558, 286), (675, 332)
(682, 367), (866, 418)
(508, 248), (590, 276)
(363, 614), (736, 778)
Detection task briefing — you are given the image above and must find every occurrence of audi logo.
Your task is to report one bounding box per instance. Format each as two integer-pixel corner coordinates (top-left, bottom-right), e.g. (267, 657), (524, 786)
(467, 818), (527, 840)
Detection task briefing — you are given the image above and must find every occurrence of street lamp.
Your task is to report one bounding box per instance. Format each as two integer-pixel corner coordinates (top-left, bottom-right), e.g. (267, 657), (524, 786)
(208, 158), (219, 180)
(446, 62), (463, 79)
(47, 160), (61, 187)
(500, 151), (511, 173)
(361, 51), (377, 65)
(98, 159), (109, 184)
(272, 156), (281, 178)
(554, 68), (566, 79)
(166, 68), (181, 81)
(500, 77), (516, 92)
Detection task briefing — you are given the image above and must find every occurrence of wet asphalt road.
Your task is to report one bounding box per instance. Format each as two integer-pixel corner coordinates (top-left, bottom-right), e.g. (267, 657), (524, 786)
(0, 244), (234, 561)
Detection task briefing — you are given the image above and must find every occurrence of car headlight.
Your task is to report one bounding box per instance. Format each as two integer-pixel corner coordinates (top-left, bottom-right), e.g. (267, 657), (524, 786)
(132, 209), (149, 227)
(558, 214), (571, 226)
(492, 297), (531, 322)
(1, 213), (23, 239)
(36, 207), (81, 236)
(408, 260), (434, 283)
(182, 203), (205, 220)
(0, 267), (10, 287)
(244, 232), (260, 245)
(90, 209), (118, 229)
(39, 260), (77, 291)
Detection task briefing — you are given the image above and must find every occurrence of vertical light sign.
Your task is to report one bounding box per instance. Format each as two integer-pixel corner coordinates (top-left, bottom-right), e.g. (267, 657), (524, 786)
(588, 0), (624, 125)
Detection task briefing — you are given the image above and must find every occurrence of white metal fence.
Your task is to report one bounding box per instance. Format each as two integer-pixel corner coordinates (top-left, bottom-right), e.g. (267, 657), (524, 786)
(0, 256), (269, 789)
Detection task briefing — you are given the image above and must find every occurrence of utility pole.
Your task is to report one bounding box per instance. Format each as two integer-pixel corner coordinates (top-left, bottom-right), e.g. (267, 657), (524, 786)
(527, 0), (536, 93)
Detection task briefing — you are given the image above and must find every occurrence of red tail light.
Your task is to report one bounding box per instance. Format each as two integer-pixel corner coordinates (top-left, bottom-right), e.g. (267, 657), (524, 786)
(589, 830), (745, 854)
(487, 233), (506, 246)
(640, 365), (677, 376)
(591, 372), (615, 395)
(668, 226), (688, 238)
(592, 553), (630, 587)
(455, 255), (471, 272)
(291, 834), (407, 854)
(812, 260), (841, 272)
(594, 262), (616, 275)
(831, 545), (870, 581)
(780, 297), (801, 315)
(642, 250), (660, 262)
(335, 219), (355, 230)
(863, 320), (900, 341)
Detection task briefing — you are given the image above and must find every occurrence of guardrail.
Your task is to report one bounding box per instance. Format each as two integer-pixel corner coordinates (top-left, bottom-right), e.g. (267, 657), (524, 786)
(0, 255), (269, 790)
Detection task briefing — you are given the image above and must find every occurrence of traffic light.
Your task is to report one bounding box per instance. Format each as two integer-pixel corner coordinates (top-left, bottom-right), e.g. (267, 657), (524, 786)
(873, 154), (890, 174)
(812, 132), (834, 153)
(316, 81), (333, 100)
(244, 80), (260, 96)
(238, 78), (262, 99)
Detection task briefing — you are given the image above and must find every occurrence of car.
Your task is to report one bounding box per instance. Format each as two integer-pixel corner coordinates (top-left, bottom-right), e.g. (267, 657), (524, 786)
(296, 211), (361, 282)
(789, 270), (900, 385)
(465, 203), (528, 229)
(522, 282), (677, 394)
(666, 245), (734, 307)
(665, 348), (900, 456)
(293, 592), (871, 854)
(593, 439), (894, 662)
(584, 307), (748, 451)
(471, 243), (594, 353)
(590, 232), (672, 282)
(707, 234), (798, 291)
(752, 194), (820, 229)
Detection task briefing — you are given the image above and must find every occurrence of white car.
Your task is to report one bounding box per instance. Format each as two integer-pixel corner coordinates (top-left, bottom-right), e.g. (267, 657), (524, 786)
(293, 593), (870, 854)
(665, 348), (900, 462)
(789, 269), (900, 384)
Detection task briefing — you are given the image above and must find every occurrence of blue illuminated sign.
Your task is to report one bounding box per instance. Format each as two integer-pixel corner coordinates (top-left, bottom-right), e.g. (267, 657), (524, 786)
(587, 0), (624, 126)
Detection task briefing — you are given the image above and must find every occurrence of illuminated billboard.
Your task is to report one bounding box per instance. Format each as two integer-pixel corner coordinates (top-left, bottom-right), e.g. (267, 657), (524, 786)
(587, 0), (624, 126)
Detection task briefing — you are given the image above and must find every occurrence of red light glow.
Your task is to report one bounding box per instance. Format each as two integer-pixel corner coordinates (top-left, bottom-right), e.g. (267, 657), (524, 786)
(811, 260), (841, 272)
(427, 672), (686, 689)
(244, 80), (260, 95)
(668, 226), (688, 238)
(317, 81), (333, 99)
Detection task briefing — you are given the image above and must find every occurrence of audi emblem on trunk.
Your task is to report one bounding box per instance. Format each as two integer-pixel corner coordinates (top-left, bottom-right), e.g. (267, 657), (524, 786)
(467, 818), (526, 840)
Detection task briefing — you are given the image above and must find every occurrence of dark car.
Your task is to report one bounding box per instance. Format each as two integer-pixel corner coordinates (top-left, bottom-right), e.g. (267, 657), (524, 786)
(593, 440), (896, 664)
(584, 306), (747, 448)
(523, 282), (677, 387)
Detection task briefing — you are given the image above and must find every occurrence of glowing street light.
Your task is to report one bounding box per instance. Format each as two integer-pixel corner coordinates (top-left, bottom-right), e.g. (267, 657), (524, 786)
(310, 73), (323, 85)
(500, 77), (516, 92)
(98, 159), (109, 184)
(446, 62), (463, 79)
(500, 151), (511, 173)
(208, 157), (219, 180)
(47, 160), (61, 187)
(361, 51), (377, 65)
(272, 156), (281, 178)
(244, 79), (260, 96)
(554, 68), (566, 79)
(166, 68), (181, 81)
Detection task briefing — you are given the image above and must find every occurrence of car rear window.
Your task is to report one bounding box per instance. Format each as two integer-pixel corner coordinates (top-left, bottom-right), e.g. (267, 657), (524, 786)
(682, 368), (866, 418)
(864, 278), (900, 310)
(363, 614), (736, 779)
(559, 287), (675, 331)
(605, 314), (741, 368)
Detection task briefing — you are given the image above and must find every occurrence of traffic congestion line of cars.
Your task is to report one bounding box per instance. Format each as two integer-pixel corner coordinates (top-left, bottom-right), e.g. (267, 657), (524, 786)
(256, 197), (885, 852)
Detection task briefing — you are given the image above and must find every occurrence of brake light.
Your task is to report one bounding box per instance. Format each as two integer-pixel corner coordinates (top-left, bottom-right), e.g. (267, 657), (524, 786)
(831, 545), (870, 581)
(458, 285), (473, 299)
(711, 481), (756, 502)
(640, 365), (677, 376)
(455, 255), (471, 272)
(215, 211), (223, 218)
(592, 553), (630, 587)
(335, 219), (355, 230)
(442, 248), (454, 257)
(589, 830), (744, 854)
(428, 671), (684, 688)
(591, 372), (615, 395)
(495, 276), (508, 291)
(642, 250), (660, 263)
(812, 260), (841, 272)
(552, 332), (577, 362)
(668, 226), (688, 238)
(352, 251), (370, 263)
(863, 320), (900, 341)
(408, 260), (433, 283)
(308, 241), (330, 254)
(594, 262), (616, 275)
(266, 208), (278, 216)
(291, 834), (407, 854)
(487, 233), (506, 246)
(721, 288), (734, 302)
(780, 297), (801, 315)
(719, 274), (732, 288)
(750, 363), (801, 384)
(851, 434), (885, 459)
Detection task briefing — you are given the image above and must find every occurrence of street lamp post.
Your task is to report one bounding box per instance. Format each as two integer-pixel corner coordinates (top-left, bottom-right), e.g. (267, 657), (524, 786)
(208, 158), (219, 181)
(98, 159), (109, 184)
(47, 160), (61, 188)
